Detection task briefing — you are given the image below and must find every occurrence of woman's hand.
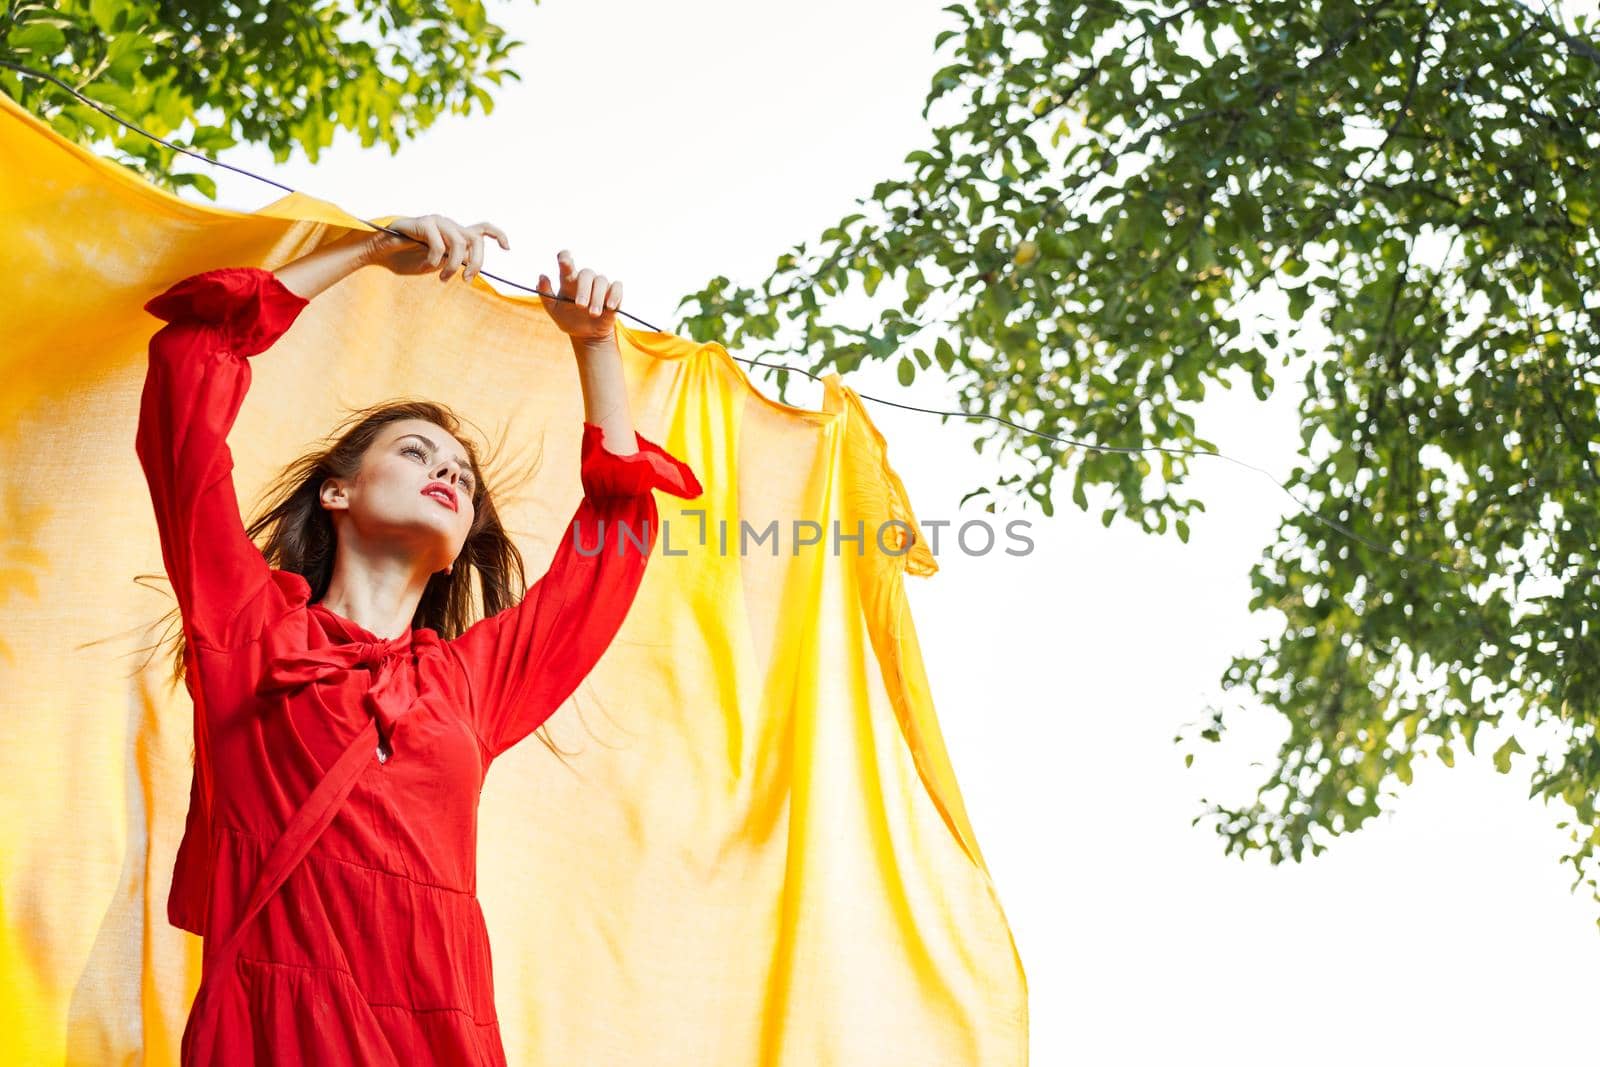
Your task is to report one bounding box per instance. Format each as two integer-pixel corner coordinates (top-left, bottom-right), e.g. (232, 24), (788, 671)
(537, 250), (623, 343)
(537, 250), (634, 448)
(363, 214), (511, 283)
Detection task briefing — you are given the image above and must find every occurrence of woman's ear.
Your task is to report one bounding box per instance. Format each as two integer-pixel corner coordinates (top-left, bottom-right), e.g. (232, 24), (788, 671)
(319, 476), (349, 512)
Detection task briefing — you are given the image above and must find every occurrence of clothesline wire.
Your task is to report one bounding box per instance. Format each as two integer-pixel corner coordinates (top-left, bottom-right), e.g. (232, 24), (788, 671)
(1, 59), (1503, 580)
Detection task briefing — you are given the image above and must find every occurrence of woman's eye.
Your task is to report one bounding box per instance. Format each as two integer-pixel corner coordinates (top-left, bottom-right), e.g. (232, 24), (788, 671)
(404, 444), (474, 494)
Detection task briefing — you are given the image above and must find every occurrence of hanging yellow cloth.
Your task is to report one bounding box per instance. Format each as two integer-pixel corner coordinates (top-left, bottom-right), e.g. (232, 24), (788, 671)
(0, 90), (1026, 1065)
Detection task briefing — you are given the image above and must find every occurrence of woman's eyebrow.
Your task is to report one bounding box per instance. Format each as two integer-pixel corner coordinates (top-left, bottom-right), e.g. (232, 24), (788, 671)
(396, 433), (471, 472)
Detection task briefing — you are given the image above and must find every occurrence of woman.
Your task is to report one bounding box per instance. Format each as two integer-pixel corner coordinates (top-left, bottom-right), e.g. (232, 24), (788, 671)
(137, 215), (703, 1065)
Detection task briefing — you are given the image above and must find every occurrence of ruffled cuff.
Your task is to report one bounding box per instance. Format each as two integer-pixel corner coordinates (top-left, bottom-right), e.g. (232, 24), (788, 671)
(143, 266), (311, 357)
(579, 422), (704, 501)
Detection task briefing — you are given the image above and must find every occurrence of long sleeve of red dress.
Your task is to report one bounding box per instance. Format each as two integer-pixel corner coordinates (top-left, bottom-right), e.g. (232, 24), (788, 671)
(446, 423), (703, 761)
(136, 267), (312, 651)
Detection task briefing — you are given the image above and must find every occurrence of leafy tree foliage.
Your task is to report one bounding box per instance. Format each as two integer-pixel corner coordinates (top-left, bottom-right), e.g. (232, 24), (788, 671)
(1, 0), (523, 198)
(677, 1), (1600, 917)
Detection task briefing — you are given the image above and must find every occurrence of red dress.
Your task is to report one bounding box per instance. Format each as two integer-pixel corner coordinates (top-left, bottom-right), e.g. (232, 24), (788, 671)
(136, 267), (703, 1065)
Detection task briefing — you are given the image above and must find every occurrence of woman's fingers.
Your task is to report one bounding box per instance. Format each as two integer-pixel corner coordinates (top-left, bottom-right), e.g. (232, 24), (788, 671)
(574, 268), (597, 309)
(464, 231), (485, 282)
(441, 220), (471, 280)
(462, 222), (505, 281)
(538, 251), (624, 332)
(370, 214), (511, 280)
(420, 217), (446, 267)
(556, 249), (578, 297)
(474, 222), (511, 252)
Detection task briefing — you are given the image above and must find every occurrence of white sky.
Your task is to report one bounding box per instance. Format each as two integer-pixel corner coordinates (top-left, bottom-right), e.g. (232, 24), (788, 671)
(183, 1), (1597, 1061)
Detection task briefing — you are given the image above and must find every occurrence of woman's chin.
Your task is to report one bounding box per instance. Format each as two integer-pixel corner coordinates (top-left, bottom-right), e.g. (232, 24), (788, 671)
(413, 500), (463, 528)
(380, 508), (462, 556)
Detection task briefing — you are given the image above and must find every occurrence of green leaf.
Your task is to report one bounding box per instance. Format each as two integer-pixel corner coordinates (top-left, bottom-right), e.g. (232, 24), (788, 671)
(89, 0), (123, 32)
(1395, 756), (1413, 785)
(906, 266), (930, 305)
(897, 356), (915, 386)
(171, 171), (218, 199)
(1285, 283), (1314, 321)
(863, 264), (884, 296)
(189, 126), (238, 153)
(7, 23), (67, 55)
(1493, 736), (1525, 774)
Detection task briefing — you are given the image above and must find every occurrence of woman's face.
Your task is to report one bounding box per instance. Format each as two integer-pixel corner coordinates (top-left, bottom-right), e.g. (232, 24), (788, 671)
(320, 418), (478, 572)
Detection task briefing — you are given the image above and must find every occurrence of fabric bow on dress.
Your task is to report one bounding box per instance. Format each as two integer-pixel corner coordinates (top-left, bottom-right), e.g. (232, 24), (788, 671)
(257, 627), (443, 762)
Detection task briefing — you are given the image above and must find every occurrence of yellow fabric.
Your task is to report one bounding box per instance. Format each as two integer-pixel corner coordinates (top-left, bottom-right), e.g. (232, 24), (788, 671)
(0, 89), (1026, 1065)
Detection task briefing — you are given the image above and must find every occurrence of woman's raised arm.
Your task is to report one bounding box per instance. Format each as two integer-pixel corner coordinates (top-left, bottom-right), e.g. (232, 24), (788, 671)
(274, 215), (510, 301)
(445, 249), (702, 759)
(136, 267), (312, 651)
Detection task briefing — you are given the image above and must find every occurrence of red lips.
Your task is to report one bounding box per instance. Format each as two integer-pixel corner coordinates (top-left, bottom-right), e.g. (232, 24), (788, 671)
(421, 481), (459, 511)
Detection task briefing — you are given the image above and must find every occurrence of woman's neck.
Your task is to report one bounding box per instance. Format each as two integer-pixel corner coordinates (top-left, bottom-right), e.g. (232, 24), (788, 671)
(317, 557), (433, 641)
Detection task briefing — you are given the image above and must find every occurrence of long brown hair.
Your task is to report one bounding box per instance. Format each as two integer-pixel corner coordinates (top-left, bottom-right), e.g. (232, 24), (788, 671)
(139, 397), (578, 761)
